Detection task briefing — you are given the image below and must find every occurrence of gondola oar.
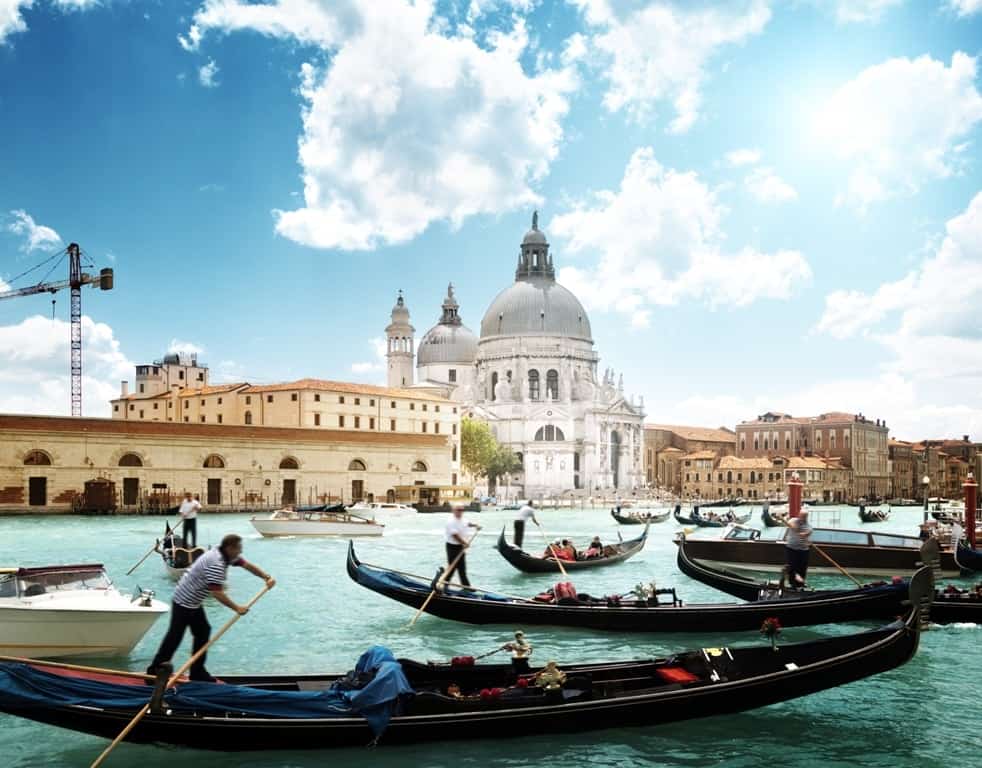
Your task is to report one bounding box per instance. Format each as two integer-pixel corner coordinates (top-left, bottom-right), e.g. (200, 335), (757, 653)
(812, 544), (863, 587)
(89, 583), (273, 768)
(126, 519), (184, 576)
(538, 527), (569, 579)
(408, 528), (480, 628)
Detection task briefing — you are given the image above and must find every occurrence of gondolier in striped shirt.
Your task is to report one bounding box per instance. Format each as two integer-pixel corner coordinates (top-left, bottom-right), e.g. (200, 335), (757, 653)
(147, 533), (275, 682)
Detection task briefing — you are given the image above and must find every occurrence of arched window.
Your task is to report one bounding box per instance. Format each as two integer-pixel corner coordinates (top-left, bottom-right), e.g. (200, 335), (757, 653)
(491, 371), (498, 401)
(546, 369), (559, 400)
(203, 454), (225, 469)
(244, 411), (253, 425)
(754, 439), (759, 450)
(727, 471), (733, 484)
(528, 369), (540, 401)
(279, 457), (299, 470)
(118, 453), (142, 467)
(23, 450), (51, 466)
(412, 460), (427, 472)
(534, 425), (566, 441)
(348, 459), (367, 471)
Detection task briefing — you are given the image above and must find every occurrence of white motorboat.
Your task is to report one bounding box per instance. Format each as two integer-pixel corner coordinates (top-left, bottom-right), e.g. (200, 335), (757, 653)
(251, 504), (384, 538)
(348, 501), (416, 516)
(0, 564), (168, 659)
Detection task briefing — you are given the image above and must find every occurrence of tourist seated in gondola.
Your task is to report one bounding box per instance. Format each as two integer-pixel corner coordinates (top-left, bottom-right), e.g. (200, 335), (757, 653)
(561, 540), (578, 560)
(584, 536), (605, 558)
(543, 540), (562, 558)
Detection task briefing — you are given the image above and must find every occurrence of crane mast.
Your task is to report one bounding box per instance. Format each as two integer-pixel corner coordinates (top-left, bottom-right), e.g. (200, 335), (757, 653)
(0, 243), (114, 416)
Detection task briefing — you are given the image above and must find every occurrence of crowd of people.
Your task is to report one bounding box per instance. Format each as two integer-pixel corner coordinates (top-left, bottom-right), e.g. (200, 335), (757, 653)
(541, 536), (606, 561)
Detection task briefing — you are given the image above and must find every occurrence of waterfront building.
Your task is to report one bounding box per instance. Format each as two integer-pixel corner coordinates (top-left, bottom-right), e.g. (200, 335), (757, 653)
(644, 424), (737, 495)
(888, 440), (915, 500)
(0, 413), (453, 513)
(386, 214), (646, 496)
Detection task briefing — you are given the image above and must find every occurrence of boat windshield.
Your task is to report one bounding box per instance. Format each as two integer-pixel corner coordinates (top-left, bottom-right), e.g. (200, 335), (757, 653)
(811, 530), (870, 546)
(871, 534), (923, 549)
(758, 527), (787, 541)
(14, 568), (110, 597)
(725, 527), (760, 541)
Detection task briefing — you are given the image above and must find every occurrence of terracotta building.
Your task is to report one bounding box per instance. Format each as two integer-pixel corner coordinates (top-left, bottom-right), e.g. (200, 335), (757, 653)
(644, 424), (737, 495)
(888, 440), (915, 500)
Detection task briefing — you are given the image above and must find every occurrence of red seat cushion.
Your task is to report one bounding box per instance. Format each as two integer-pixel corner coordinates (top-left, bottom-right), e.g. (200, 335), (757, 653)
(656, 666), (699, 684)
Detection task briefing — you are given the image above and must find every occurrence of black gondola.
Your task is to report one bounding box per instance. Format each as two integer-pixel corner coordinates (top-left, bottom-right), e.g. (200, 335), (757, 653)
(496, 526), (648, 574)
(0, 607), (923, 751)
(677, 537), (980, 625)
(761, 506), (788, 527)
(955, 541), (982, 572)
(610, 507), (672, 525)
(674, 508), (751, 528)
(858, 506), (890, 523)
(347, 543), (925, 632)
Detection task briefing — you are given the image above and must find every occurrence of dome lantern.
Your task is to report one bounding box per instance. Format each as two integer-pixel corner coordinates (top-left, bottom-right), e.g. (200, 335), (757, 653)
(516, 210), (554, 281)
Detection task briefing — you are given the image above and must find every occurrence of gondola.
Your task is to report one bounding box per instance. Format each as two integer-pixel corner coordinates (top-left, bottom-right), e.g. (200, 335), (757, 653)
(610, 507), (672, 525)
(347, 543), (926, 632)
(0, 608), (922, 751)
(674, 508), (751, 528)
(496, 525), (648, 574)
(955, 541), (982, 573)
(761, 505), (788, 527)
(677, 538), (980, 625)
(859, 506), (890, 523)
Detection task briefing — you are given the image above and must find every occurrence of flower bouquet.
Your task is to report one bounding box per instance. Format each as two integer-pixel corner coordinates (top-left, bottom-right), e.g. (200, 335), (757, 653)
(760, 617), (782, 651)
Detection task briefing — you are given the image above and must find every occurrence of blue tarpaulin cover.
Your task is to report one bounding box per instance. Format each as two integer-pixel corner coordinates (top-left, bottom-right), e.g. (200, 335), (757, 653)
(0, 645), (413, 737)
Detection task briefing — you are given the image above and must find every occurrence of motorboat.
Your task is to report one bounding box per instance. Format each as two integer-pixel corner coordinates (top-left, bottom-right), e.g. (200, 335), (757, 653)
(349, 501), (416, 516)
(251, 504), (384, 538)
(0, 564), (168, 659)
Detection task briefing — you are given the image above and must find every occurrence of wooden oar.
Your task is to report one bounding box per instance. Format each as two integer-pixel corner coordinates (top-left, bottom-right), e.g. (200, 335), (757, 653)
(0, 656), (154, 681)
(89, 583), (272, 768)
(812, 544), (863, 587)
(538, 527), (569, 579)
(126, 519), (184, 576)
(408, 528), (480, 628)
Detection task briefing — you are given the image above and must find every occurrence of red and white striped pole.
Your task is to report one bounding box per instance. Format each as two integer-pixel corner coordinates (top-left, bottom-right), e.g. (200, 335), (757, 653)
(964, 472), (977, 550)
(788, 471), (803, 519)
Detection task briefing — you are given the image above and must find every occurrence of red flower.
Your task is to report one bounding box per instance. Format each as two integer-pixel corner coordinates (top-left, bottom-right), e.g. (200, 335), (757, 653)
(516, 677), (529, 688)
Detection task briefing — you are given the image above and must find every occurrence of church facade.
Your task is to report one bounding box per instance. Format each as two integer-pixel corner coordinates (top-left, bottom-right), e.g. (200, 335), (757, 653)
(385, 214), (645, 496)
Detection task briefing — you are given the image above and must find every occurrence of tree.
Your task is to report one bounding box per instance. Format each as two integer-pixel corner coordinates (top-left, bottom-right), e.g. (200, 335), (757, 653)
(460, 417), (522, 493)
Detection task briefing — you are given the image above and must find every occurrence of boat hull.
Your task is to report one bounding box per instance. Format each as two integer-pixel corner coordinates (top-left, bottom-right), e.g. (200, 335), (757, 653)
(0, 604), (167, 659)
(250, 519), (383, 537)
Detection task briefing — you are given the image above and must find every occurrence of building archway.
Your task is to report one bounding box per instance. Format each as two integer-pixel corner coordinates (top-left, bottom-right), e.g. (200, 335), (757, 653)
(23, 450), (52, 466)
(118, 453), (143, 467)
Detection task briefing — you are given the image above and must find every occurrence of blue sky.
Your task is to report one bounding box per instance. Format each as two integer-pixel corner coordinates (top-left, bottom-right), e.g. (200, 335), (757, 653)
(1, 0), (981, 440)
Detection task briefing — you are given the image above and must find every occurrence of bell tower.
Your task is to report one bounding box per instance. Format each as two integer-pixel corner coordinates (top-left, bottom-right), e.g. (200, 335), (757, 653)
(386, 291), (415, 388)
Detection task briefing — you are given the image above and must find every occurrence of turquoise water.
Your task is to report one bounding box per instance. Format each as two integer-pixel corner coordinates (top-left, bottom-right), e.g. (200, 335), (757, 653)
(0, 506), (977, 768)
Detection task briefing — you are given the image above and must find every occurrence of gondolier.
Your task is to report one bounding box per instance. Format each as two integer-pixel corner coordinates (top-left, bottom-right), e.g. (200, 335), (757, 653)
(147, 533), (275, 682)
(445, 507), (481, 587)
(783, 509), (812, 588)
(513, 501), (539, 548)
(178, 492), (201, 548)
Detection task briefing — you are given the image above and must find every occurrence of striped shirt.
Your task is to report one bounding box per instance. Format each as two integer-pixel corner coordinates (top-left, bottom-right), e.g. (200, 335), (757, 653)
(173, 548), (245, 609)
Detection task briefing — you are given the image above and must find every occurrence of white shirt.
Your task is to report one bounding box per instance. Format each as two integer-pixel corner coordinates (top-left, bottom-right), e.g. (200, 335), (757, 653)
(445, 516), (471, 544)
(516, 505), (536, 523)
(179, 499), (201, 520)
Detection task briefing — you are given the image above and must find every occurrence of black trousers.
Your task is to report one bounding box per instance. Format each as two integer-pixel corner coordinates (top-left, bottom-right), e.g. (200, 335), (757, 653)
(513, 519), (526, 549)
(785, 547), (810, 582)
(183, 518), (197, 548)
(149, 602), (212, 680)
(445, 543), (470, 586)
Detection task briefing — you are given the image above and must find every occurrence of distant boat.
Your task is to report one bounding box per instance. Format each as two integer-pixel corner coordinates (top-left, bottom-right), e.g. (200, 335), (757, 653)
(251, 504), (384, 538)
(349, 501), (416, 516)
(0, 564), (167, 659)
(674, 507), (751, 528)
(859, 506), (890, 523)
(611, 507), (672, 525)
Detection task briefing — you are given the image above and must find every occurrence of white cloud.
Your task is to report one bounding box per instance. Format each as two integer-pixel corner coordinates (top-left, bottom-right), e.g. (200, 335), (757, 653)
(6, 209), (62, 252)
(744, 166), (797, 203)
(0, 314), (132, 417)
(552, 147), (811, 326)
(947, 0), (982, 16)
(350, 337), (388, 380)
(814, 52), (982, 212)
(167, 339), (206, 357)
(572, 0), (771, 132)
(181, 1), (577, 250)
(825, 0), (903, 23)
(0, 0), (102, 44)
(725, 148), (761, 167)
(198, 58), (220, 88)
(0, 277), (10, 292)
(213, 359), (247, 383)
(811, 191), (982, 434)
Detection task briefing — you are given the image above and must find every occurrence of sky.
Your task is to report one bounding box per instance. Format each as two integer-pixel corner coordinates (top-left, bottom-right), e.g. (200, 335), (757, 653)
(0, 0), (981, 441)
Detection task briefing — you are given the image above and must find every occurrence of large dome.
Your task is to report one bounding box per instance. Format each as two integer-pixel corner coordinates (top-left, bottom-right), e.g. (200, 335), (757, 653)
(418, 323), (478, 365)
(480, 277), (592, 341)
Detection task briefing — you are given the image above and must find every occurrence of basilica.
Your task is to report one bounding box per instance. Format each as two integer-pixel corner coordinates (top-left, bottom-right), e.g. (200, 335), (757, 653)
(384, 214), (645, 496)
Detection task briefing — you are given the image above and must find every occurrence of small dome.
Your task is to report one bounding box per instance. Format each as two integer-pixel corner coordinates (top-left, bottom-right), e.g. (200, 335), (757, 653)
(522, 228), (547, 246)
(418, 323), (478, 365)
(480, 277), (592, 340)
(390, 293), (410, 321)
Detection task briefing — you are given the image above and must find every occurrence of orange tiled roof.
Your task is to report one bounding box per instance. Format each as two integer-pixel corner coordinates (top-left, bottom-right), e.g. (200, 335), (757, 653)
(717, 456), (774, 469)
(178, 383), (250, 397)
(682, 450), (719, 460)
(242, 378), (450, 402)
(645, 424), (736, 443)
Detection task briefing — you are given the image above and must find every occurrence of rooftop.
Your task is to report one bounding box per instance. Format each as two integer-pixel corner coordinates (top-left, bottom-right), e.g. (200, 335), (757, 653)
(241, 378), (451, 402)
(682, 450), (718, 461)
(717, 456), (774, 469)
(646, 424), (737, 443)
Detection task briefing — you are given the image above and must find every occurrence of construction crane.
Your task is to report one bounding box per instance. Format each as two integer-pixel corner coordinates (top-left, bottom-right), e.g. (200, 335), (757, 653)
(0, 243), (114, 416)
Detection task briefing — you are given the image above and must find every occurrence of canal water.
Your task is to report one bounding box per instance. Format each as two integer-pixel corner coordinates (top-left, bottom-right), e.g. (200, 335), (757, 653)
(0, 506), (977, 767)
